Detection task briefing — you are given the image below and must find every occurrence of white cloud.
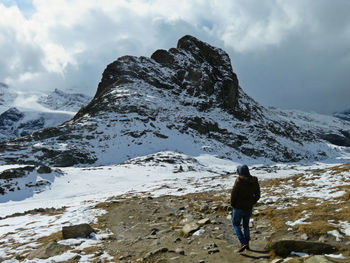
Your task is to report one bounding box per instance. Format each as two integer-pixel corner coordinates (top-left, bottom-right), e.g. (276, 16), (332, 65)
(0, 0), (349, 113)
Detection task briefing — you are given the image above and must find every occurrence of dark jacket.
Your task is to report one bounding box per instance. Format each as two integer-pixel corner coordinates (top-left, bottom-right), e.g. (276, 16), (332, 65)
(230, 175), (260, 210)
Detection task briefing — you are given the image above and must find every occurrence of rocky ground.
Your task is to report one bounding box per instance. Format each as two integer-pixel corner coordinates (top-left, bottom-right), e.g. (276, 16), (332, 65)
(97, 190), (271, 263)
(1, 164), (350, 262)
(91, 184), (350, 263)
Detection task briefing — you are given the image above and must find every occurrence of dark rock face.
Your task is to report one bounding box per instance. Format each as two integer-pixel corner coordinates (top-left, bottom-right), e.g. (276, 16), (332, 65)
(62, 224), (95, 239)
(321, 131), (350, 147)
(0, 166), (35, 179)
(0, 108), (44, 141)
(0, 107), (24, 126)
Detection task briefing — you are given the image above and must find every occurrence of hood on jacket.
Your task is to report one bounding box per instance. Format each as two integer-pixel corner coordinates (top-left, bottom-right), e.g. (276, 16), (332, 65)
(237, 164), (250, 177)
(237, 175), (257, 185)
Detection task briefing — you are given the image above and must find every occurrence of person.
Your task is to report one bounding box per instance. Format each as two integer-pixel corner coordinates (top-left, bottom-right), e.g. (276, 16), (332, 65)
(230, 164), (260, 252)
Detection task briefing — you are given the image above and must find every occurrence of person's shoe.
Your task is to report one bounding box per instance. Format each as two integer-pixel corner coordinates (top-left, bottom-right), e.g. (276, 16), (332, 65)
(237, 243), (248, 253)
(246, 243), (250, 250)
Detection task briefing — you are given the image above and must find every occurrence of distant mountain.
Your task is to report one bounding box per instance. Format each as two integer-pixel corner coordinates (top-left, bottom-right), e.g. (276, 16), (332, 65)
(334, 109), (350, 121)
(0, 35), (349, 167)
(0, 82), (17, 113)
(38, 88), (92, 112)
(0, 89), (91, 142)
(0, 107), (75, 142)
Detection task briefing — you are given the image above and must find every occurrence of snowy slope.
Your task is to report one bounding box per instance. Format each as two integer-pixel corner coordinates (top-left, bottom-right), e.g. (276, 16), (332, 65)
(0, 35), (350, 167)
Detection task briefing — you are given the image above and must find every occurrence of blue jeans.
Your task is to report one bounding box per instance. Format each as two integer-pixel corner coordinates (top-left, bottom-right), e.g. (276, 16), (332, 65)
(232, 208), (252, 245)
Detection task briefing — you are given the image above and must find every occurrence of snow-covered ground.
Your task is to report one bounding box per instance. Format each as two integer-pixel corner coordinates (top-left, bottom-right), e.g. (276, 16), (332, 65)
(1, 152), (349, 261)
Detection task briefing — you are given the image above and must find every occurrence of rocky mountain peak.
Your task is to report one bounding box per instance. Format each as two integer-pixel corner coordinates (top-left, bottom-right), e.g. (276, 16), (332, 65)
(91, 35), (239, 117)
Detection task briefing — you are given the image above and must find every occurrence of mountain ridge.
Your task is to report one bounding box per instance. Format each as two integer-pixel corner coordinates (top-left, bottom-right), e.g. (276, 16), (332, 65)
(0, 35), (349, 167)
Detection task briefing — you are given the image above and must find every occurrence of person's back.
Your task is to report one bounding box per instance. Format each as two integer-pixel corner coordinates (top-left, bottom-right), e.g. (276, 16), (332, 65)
(230, 173), (260, 210)
(230, 165), (260, 252)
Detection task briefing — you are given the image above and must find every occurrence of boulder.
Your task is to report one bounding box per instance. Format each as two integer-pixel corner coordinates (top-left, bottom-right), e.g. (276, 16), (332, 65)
(62, 223), (94, 239)
(182, 223), (200, 237)
(37, 165), (52, 174)
(265, 240), (337, 257)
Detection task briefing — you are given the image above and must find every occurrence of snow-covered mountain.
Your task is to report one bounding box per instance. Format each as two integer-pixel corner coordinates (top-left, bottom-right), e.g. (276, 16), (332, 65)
(0, 82), (17, 113)
(38, 88), (92, 112)
(334, 109), (350, 122)
(0, 35), (349, 167)
(0, 88), (91, 142)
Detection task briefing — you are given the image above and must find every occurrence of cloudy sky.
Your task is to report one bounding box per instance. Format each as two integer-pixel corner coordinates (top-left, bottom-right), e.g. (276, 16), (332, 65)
(0, 0), (349, 114)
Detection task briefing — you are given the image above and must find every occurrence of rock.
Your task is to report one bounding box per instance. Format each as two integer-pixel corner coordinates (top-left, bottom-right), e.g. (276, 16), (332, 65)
(0, 166), (35, 179)
(301, 233), (309, 240)
(265, 240), (338, 258)
(151, 49), (175, 65)
(27, 241), (70, 259)
(197, 218), (210, 226)
(182, 223), (200, 237)
(62, 223), (94, 239)
(37, 165), (52, 174)
(72, 255), (81, 261)
(150, 228), (159, 235)
(193, 229), (205, 236)
(305, 255), (333, 263)
(205, 242), (218, 250)
(200, 204), (209, 212)
(175, 247), (185, 255)
(318, 236), (326, 242)
(208, 248), (220, 254)
(174, 237), (181, 243)
(271, 259), (284, 263)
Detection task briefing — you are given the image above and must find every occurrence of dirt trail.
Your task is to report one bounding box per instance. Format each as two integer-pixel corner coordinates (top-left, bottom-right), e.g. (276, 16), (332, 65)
(98, 191), (274, 262)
